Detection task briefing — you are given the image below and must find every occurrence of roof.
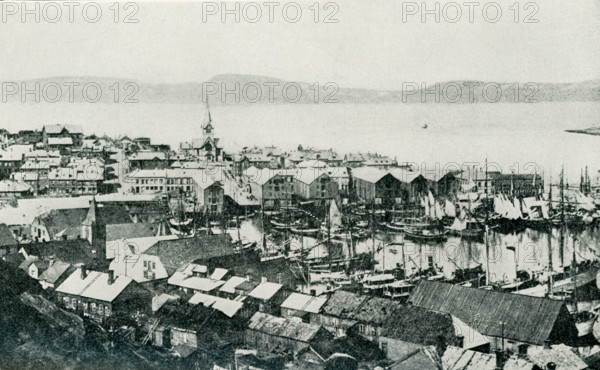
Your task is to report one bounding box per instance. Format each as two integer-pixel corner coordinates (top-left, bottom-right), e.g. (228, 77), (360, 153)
(0, 224), (17, 247)
(526, 344), (587, 370)
(56, 269), (133, 302)
(38, 261), (72, 284)
(37, 208), (89, 239)
(379, 305), (456, 347)
(294, 169), (328, 185)
(43, 124), (83, 135)
(47, 137), (73, 146)
(281, 293), (327, 314)
(350, 167), (390, 184)
(321, 290), (368, 318)
(236, 280), (260, 293)
(10, 172), (39, 182)
(248, 312), (325, 342)
(351, 297), (400, 326)
(409, 280), (573, 345)
(106, 223), (155, 242)
(389, 346), (442, 370)
(442, 346), (535, 370)
(0, 180), (32, 193)
(249, 281), (283, 301)
(210, 268), (229, 280)
(143, 235), (235, 275)
(168, 271), (225, 292)
(219, 276), (249, 294)
(19, 239), (98, 265)
(189, 292), (244, 318)
(127, 151), (167, 161)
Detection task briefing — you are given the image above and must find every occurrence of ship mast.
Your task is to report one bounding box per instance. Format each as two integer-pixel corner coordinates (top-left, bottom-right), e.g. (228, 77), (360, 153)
(547, 175), (553, 295)
(484, 159), (490, 286)
(560, 166), (565, 266)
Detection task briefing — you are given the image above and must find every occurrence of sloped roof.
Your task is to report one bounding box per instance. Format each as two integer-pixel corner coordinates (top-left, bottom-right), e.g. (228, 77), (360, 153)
(189, 292), (244, 318)
(350, 167), (390, 184)
(248, 312), (325, 342)
(525, 344), (587, 370)
(38, 208), (88, 239)
(249, 281), (283, 301)
(106, 223), (155, 242)
(47, 137), (73, 146)
(409, 280), (573, 345)
(442, 346), (535, 370)
(43, 124), (83, 135)
(144, 234), (235, 275)
(294, 169), (328, 185)
(56, 269), (133, 302)
(321, 290), (369, 318)
(168, 271), (225, 292)
(351, 297), (400, 326)
(0, 224), (17, 247)
(39, 261), (72, 284)
(0, 180), (32, 193)
(219, 276), (249, 294)
(379, 305), (455, 347)
(19, 239), (97, 265)
(127, 151), (167, 161)
(281, 293), (327, 314)
(389, 346), (442, 370)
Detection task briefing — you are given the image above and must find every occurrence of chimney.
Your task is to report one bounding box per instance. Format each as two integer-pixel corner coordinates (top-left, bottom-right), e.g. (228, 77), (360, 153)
(494, 351), (505, 370)
(456, 335), (464, 348)
(518, 344), (528, 356)
(261, 276), (268, 284)
(80, 265), (87, 279)
(546, 363), (557, 370)
(544, 340), (552, 349)
(108, 270), (115, 285)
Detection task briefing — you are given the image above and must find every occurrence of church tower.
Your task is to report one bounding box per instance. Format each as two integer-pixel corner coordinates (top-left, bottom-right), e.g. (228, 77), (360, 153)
(202, 101), (214, 141)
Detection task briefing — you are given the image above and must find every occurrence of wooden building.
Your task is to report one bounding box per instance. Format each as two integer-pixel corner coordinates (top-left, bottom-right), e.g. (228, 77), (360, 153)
(246, 312), (334, 355)
(409, 281), (578, 351)
(56, 267), (152, 323)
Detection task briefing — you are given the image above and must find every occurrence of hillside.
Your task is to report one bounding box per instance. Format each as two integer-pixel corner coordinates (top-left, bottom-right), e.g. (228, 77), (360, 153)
(5, 75), (600, 105)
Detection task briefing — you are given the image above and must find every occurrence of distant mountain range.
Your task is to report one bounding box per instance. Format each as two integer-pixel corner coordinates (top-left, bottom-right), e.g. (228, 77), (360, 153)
(6, 74), (600, 104)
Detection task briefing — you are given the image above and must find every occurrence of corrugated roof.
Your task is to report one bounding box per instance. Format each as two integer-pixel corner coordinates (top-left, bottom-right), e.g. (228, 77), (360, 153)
(321, 290), (368, 317)
(409, 281), (573, 345)
(248, 312), (323, 342)
(379, 305), (456, 347)
(281, 293), (327, 314)
(249, 281), (282, 301)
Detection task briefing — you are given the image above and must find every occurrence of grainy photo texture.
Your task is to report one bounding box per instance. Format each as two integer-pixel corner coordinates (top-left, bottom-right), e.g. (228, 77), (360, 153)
(0, 1), (599, 369)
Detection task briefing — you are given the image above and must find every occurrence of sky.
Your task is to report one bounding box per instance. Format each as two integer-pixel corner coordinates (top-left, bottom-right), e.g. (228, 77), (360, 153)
(1, 0), (599, 90)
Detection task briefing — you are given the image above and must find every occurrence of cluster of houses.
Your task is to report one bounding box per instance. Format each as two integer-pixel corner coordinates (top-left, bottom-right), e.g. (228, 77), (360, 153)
(5, 199), (587, 369)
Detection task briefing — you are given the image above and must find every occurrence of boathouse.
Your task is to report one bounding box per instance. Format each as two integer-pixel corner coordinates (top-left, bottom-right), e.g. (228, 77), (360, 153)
(409, 281), (578, 351)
